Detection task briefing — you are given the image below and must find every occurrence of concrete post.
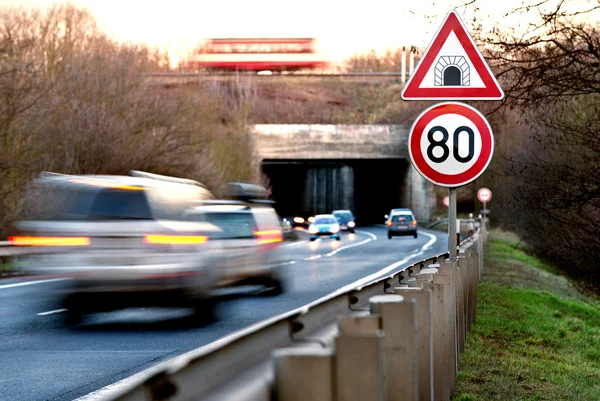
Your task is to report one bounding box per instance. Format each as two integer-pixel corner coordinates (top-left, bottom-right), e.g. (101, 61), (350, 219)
(456, 253), (468, 355)
(369, 295), (419, 401)
(432, 272), (457, 399)
(395, 287), (434, 401)
(272, 348), (335, 401)
(437, 260), (459, 375)
(470, 248), (479, 326)
(420, 281), (445, 401)
(335, 315), (386, 401)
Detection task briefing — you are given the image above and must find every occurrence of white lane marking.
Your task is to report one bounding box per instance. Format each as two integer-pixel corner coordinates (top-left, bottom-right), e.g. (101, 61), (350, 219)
(281, 240), (309, 249)
(328, 231), (439, 294)
(303, 230), (375, 261)
(0, 277), (68, 290)
(72, 230), (440, 401)
(355, 229), (377, 240)
(37, 309), (67, 316)
(408, 232), (437, 258)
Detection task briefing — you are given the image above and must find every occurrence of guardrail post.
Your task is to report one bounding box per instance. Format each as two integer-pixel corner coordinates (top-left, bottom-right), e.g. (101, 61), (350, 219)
(335, 314), (386, 401)
(369, 295), (418, 401)
(456, 252), (468, 355)
(422, 262), (456, 401)
(463, 247), (476, 333)
(470, 245), (479, 326)
(272, 348), (335, 401)
(436, 260), (459, 376)
(395, 287), (434, 401)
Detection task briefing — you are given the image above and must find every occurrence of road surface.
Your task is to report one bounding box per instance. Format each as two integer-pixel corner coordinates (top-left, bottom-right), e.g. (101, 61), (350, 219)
(0, 226), (447, 401)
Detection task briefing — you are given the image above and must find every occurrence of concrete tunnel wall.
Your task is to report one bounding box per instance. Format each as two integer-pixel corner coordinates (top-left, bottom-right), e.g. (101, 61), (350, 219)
(251, 125), (436, 224)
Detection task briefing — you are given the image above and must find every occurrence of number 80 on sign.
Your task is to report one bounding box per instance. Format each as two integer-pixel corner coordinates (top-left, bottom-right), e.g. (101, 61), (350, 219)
(408, 102), (494, 187)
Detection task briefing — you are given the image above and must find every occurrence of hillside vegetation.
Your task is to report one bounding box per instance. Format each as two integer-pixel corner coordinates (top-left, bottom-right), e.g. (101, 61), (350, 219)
(453, 231), (600, 400)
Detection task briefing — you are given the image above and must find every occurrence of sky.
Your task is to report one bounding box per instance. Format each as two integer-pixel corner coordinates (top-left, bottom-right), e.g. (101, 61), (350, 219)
(1, 0), (598, 65)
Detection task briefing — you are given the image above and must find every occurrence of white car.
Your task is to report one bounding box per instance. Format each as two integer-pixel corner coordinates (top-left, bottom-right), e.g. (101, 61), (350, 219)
(11, 171), (224, 326)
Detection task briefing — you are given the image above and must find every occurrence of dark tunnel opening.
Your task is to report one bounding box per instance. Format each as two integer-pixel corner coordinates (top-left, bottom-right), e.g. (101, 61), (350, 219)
(262, 159), (411, 226)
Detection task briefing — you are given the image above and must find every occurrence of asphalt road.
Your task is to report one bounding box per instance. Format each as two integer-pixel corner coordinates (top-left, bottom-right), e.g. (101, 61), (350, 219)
(0, 226), (447, 401)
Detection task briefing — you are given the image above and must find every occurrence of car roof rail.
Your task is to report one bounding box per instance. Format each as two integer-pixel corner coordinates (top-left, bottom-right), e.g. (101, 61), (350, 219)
(248, 199), (275, 204)
(39, 171), (73, 178)
(225, 182), (269, 200)
(198, 199), (248, 206)
(129, 170), (208, 188)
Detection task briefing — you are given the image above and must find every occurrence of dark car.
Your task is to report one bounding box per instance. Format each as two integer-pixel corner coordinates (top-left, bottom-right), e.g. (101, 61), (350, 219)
(386, 210), (418, 239)
(332, 210), (356, 233)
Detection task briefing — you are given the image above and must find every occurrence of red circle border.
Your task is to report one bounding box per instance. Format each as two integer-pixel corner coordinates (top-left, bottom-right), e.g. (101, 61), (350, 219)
(408, 102), (494, 187)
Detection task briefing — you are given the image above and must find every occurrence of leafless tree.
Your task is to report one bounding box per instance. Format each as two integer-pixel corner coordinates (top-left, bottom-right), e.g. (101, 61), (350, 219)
(0, 4), (255, 238)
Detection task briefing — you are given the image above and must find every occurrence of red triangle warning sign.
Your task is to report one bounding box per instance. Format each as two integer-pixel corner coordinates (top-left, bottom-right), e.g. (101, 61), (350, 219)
(401, 10), (504, 100)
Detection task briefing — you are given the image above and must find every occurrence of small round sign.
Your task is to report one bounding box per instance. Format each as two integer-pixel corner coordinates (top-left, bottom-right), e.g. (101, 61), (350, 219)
(443, 196), (449, 207)
(477, 187), (492, 203)
(408, 102), (495, 187)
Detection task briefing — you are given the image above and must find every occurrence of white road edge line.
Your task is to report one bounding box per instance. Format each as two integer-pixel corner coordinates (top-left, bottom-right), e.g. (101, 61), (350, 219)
(0, 277), (68, 290)
(72, 230), (439, 401)
(37, 309), (67, 316)
(328, 230), (438, 294)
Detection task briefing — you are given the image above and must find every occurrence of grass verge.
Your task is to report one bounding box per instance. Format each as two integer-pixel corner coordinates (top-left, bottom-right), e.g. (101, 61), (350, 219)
(452, 230), (600, 401)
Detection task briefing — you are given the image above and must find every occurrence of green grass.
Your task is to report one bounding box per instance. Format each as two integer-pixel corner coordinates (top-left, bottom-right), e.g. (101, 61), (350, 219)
(452, 231), (600, 401)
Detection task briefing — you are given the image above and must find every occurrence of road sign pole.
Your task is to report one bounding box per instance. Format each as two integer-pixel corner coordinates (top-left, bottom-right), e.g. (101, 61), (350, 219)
(448, 188), (457, 261)
(482, 202), (487, 247)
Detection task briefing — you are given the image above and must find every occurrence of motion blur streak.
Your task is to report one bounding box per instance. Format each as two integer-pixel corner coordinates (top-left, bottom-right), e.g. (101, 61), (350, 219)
(8, 236), (91, 246)
(142, 235), (209, 245)
(67, 179), (144, 191)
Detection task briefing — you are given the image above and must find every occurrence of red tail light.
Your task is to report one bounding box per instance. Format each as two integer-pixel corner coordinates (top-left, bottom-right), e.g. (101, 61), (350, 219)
(412, 220), (417, 226)
(9, 236), (91, 247)
(254, 230), (283, 245)
(143, 235), (208, 245)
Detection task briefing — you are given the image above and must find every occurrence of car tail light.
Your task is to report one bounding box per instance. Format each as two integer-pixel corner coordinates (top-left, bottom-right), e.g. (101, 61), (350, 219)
(8, 236), (91, 246)
(254, 230), (283, 245)
(386, 221), (392, 226)
(143, 235), (208, 245)
(412, 220), (417, 226)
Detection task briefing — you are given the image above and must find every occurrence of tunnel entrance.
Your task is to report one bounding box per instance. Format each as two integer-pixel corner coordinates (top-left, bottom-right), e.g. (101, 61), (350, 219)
(262, 159), (410, 225)
(443, 66), (461, 86)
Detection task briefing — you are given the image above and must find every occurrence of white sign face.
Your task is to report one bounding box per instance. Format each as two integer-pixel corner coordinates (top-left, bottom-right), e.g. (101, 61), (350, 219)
(418, 31), (486, 89)
(401, 10), (504, 100)
(408, 102), (495, 188)
(419, 113), (483, 176)
(477, 187), (492, 203)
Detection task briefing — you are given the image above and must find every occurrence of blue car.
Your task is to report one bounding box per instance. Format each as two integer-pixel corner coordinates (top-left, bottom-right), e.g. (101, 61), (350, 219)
(308, 214), (341, 241)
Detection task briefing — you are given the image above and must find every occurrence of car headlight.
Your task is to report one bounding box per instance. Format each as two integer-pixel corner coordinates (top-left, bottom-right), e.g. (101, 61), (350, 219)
(294, 217), (305, 224)
(309, 225), (318, 234)
(330, 225), (339, 233)
(348, 221), (355, 227)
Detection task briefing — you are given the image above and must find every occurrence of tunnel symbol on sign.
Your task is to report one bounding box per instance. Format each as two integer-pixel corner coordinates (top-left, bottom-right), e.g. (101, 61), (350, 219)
(434, 56), (470, 86)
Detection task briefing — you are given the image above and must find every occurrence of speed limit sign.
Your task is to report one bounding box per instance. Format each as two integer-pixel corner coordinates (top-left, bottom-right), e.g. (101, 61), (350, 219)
(408, 102), (494, 187)
(477, 187), (492, 203)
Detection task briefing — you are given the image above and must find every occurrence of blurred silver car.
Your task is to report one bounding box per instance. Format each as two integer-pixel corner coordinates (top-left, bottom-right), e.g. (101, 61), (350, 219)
(184, 183), (286, 295)
(10, 171), (224, 325)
